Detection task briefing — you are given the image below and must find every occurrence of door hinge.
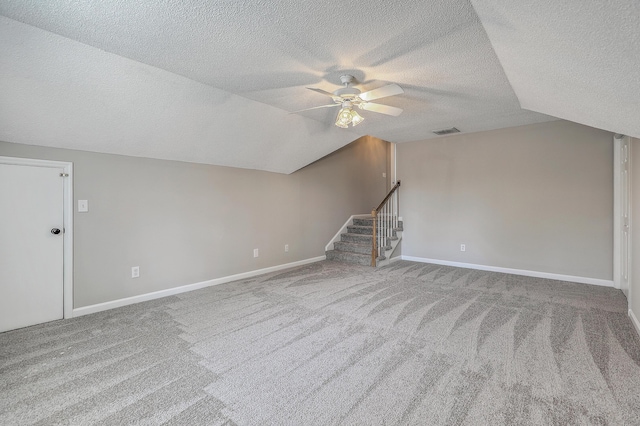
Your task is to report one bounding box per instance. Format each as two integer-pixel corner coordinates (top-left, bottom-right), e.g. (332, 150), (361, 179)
(60, 173), (69, 177)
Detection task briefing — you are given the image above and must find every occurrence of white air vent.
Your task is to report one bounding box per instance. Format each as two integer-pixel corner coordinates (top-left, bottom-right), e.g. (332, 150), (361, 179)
(433, 127), (460, 136)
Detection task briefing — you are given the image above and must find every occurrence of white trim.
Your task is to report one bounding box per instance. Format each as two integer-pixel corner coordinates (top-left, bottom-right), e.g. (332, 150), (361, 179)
(613, 135), (621, 289)
(0, 156), (67, 169)
(628, 138), (633, 312)
(325, 214), (370, 252)
(401, 255), (614, 287)
(63, 163), (73, 319)
(389, 256), (402, 264)
(0, 156), (74, 319)
(630, 309), (640, 338)
(613, 134), (632, 294)
(390, 142), (397, 185)
(72, 255), (326, 317)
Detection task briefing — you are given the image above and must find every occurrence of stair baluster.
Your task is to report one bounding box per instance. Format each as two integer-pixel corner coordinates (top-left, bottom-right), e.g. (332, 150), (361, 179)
(371, 181), (401, 266)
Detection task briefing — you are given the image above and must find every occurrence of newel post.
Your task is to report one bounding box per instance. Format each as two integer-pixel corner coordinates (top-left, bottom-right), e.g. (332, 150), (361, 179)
(371, 210), (377, 267)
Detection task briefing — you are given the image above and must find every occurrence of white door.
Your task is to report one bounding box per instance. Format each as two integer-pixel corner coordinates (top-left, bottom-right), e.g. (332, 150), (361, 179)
(0, 163), (64, 332)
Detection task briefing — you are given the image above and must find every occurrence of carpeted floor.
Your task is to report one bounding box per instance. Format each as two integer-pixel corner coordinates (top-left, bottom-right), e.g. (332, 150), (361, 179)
(2, 260), (640, 425)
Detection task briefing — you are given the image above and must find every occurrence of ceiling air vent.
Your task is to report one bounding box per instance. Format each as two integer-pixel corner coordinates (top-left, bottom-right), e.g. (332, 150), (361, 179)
(432, 127), (460, 136)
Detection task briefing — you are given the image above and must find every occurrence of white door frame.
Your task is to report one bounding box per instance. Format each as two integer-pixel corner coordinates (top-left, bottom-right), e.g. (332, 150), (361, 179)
(390, 142), (397, 185)
(628, 138), (633, 307)
(613, 136), (631, 301)
(0, 156), (73, 319)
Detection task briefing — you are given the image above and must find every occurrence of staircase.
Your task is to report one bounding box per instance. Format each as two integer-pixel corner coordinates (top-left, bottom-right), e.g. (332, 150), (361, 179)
(326, 216), (403, 266)
(326, 181), (402, 267)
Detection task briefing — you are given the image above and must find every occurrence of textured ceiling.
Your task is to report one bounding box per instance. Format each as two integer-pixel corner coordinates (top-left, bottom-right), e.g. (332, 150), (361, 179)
(0, 17), (361, 174)
(0, 0), (636, 173)
(470, 0), (640, 139)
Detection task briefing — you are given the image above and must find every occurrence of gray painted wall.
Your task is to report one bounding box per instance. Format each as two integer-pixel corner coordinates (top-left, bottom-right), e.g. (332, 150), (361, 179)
(397, 120), (613, 280)
(0, 136), (388, 308)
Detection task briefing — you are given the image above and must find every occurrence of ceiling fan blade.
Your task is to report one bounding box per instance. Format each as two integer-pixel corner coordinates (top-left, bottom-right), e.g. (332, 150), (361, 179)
(307, 87), (337, 97)
(359, 84), (404, 101)
(360, 102), (403, 116)
(289, 104), (340, 114)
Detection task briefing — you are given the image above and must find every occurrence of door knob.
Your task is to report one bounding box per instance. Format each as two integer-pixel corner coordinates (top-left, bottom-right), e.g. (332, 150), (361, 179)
(51, 228), (61, 235)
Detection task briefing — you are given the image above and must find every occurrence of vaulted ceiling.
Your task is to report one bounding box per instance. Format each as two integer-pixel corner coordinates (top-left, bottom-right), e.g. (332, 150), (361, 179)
(0, 1), (638, 173)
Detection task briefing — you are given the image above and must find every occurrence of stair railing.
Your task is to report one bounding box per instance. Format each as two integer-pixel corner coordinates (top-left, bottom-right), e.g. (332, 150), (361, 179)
(371, 180), (401, 266)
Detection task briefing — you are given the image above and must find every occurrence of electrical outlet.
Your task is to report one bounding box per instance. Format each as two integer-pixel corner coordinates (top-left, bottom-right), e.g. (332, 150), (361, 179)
(285, 244), (289, 252)
(253, 248), (259, 258)
(131, 266), (140, 278)
(460, 244), (466, 252)
(382, 172), (387, 178)
(78, 200), (88, 212)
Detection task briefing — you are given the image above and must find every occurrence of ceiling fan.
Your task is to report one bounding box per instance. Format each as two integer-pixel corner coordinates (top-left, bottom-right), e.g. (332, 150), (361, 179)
(292, 75), (404, 128)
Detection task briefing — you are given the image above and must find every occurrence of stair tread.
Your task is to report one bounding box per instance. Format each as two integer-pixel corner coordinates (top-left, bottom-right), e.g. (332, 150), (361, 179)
(341, 234), (373, 242)
(330, 250), (369, 256)
(335, 241), (371, 246)
(327, 251), (371, 260)
(334, 240), (372, 255)
(326, 250), (373, 266)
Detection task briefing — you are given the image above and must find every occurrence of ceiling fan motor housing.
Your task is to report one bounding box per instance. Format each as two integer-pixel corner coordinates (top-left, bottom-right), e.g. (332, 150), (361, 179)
(334, 74), (361, 100)
(339, 74), (356, 85)
(333, 87), (361, 98)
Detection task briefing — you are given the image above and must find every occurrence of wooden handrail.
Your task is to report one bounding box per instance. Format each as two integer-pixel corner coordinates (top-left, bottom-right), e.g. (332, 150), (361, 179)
(374, 180), (401, 213)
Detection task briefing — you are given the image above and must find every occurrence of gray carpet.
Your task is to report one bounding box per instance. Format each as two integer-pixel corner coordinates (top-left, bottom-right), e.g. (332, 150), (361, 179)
(2, 260), (640, 425)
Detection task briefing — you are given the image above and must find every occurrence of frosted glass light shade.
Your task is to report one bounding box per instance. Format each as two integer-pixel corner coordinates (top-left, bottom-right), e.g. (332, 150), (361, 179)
(335, 107), (364, 128)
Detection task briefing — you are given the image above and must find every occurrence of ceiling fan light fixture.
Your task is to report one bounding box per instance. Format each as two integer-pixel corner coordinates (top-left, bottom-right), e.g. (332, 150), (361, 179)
(336, 107), (353, 128)
(350, 109), (364, 126)
(303, 76), (403, 127)
(335, 119), (349, 129)
(335, 106), (364, 128)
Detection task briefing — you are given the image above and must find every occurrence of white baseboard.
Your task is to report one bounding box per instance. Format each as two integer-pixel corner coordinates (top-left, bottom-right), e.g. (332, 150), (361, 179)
(630, 309), (640, 338)
(389, 256), (402, 264)
(401, 256), (614, 287)
(73, 255), (326, 317)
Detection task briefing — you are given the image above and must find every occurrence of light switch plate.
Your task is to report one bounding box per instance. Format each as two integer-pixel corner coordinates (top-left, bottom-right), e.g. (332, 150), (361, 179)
(78, 200), (88, 212)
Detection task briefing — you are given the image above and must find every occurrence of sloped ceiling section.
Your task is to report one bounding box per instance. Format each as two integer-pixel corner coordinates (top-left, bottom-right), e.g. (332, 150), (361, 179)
(470, 0), (640, 139)
(0, 17), (359, 174)
(0, 0), (556, 173)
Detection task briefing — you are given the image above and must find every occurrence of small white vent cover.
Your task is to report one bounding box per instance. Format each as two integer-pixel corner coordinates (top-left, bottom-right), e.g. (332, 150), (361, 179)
(433, 127), (461, 136)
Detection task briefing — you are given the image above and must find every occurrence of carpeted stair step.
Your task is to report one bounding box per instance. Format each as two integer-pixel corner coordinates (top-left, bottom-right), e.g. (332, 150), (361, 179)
(353, 217), (403, 229)
(334, 241), (372, 255)
(341, 233), (373, 244)
(325, 250), (371, 266)
(346, 225), (373, 235)
(353, 217), (374, 226)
